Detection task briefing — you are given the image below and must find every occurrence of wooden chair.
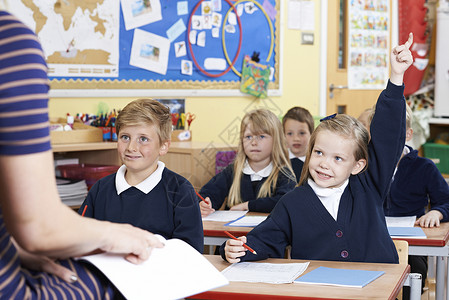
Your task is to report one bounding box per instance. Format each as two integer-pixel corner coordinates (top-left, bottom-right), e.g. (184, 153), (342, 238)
(393, 240), (421, 300)
(394, 240), (409, 265)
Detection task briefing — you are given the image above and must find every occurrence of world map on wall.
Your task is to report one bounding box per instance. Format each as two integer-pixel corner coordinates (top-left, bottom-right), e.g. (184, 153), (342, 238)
(7, 0), (119, 78)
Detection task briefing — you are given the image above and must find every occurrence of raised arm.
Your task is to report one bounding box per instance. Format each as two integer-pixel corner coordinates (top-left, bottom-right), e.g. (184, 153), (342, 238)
(390, 32), (414, 86)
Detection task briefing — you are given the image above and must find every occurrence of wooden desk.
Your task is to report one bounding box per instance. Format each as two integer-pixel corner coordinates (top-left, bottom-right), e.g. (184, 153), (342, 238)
(52, 141), (236, 190)
(203, 212), (267, 251)
(392, 223), (449, 300)
(190, 255), (410, 300)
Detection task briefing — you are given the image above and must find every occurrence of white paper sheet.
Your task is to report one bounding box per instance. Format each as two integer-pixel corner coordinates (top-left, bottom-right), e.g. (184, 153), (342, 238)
(385, 216), (416, 227)
(202, 210), (248, 222)
(79, 237), (228, 300)
(121, 0), (162, 30)
(222, 262), (310, 284)
(226, 215), (268, 227)
(129, 29), (170, 75)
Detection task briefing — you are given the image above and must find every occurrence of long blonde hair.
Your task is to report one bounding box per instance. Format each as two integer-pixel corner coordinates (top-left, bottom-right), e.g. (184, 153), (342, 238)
(298, 114), (369, 186)
(227, 109), (294, 207)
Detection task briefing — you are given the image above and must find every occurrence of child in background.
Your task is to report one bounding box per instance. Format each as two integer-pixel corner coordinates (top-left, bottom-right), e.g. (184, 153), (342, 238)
(221, 33), (414, 264)
(282, 107), (314, 183)
(198, 109), (296, 216)
(79, 99), (203, 253)
(383, 104), (449, 299)
(357, 108), (374, 130)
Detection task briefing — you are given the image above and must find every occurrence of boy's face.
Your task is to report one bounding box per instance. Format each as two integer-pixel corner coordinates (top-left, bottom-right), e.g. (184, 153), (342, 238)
(284, 119), (311, 157)
(308, 130), (366, 189)
(117, 124), (169, 180)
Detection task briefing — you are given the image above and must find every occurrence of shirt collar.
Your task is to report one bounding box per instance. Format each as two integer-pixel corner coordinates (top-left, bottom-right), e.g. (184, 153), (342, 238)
(307, 178), (348, 198)
(243, 160), (273, 181)
(115, 161), (165, 195)
(288, 149), (306, 162)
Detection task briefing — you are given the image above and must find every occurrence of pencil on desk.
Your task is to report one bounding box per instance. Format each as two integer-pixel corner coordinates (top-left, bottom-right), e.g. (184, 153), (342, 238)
(224, 230), (257, 255)
(81, 205), (87, 217)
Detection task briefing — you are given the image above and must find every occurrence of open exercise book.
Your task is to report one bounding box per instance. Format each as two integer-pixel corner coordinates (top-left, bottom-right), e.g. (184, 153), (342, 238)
(385, 216), (427, 238)
(78, 237), (228, 300)
(221, 261), (309, 284)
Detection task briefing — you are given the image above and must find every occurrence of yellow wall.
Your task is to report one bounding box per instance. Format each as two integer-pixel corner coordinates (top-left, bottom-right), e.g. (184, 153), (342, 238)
(49, 2), (321, 145)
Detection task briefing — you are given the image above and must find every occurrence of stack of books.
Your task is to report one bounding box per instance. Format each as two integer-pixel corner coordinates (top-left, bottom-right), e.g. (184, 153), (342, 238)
(56, 177), (88, 207)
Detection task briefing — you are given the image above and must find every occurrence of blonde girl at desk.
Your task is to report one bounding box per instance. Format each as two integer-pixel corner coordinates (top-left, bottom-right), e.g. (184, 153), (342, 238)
(198, 109), (296, 216)
(222, 33), (414, 265)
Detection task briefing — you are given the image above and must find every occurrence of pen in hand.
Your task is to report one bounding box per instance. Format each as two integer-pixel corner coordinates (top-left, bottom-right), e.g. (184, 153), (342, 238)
(195, 190), (206, 202)
(224, 230), (257, 255)
(81, 205), (87, 217)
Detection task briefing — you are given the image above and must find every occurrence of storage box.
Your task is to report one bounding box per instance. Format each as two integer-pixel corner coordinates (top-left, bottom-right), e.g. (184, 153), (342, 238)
(422, 142), (449, 174)
(57, 164), (120, 189)
(50, 118), (103, 144)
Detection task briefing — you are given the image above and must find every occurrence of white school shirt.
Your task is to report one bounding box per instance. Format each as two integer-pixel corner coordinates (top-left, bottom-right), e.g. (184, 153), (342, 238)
(392, 145), (411, 180)
(115, 161), (165, 195)
(243, 160), (273, 181)
(308, 178), (349, 221)
(288, 148), (306, 162)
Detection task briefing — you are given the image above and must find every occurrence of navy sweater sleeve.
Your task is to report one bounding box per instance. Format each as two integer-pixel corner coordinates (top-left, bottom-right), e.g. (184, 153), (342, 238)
(247, 169), (296, 212)
(366, 80), (406, 201)
(220, 198), (291, 261)
(199, 164), (234, 210)
(169, 174), (204, 253)
(425, 162), (449, 222)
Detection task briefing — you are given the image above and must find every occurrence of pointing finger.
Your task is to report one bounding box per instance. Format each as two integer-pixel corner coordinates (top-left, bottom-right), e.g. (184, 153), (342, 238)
(404, 32), (413, 49)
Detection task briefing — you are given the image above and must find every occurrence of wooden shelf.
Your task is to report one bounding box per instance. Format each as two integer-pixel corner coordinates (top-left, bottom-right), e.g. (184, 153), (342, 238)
(429, 118), (449, 125)
(52, 142), (118, 152)
(52, 141), (237, 190)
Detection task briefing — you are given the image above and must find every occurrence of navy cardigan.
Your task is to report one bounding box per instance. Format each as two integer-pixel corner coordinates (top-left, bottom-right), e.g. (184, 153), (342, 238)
(220, 81), (405, 264)
(199, 164), (296, 213)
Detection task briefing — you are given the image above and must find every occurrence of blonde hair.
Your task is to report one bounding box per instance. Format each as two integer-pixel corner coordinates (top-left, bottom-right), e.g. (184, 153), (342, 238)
(298, 114), (370, 186)
(282, 106), (315, 134)
(405, 103), (413, 130)
(227, 109), (295, 207)
(116, 99), (172, 144)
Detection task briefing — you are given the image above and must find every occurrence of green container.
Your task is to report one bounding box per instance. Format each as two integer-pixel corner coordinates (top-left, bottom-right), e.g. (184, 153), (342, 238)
(422, 142), (449, 174)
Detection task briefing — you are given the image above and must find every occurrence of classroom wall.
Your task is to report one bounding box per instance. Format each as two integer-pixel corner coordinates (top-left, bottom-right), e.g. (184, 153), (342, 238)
(48, 1), (321, 146)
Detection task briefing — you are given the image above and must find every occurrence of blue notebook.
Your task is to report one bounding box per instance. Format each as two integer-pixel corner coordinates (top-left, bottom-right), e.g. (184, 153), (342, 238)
(387, 226), (427, 238)
(294, 267), (385, 288)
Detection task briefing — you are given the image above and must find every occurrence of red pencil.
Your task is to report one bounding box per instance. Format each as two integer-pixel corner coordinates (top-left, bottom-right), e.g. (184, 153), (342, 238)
(195, 190), (206, 202)
(81, 205), (87, 217)
(224, 230), (257, 255)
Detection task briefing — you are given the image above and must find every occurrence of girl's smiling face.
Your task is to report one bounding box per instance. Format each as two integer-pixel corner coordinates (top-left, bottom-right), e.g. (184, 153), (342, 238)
(308, 130), (366, 188)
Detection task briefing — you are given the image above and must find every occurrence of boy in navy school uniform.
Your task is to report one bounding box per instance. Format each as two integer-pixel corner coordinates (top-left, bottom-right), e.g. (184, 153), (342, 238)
(79, 99), (203, 253)
(383, 103), (449, 298)
(282, 107), (314, 183)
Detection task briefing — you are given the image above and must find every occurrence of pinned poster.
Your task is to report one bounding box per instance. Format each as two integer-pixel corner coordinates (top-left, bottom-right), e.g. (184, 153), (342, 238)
(240, 55), (270, 98)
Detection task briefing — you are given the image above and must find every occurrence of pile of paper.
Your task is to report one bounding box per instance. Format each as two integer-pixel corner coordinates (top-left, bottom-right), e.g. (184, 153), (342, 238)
(56, 177), (88, 207)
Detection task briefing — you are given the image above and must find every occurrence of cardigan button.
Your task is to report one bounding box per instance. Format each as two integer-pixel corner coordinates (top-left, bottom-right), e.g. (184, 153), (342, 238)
(341, 250), (349, 258)
(336, 230), (343, 238)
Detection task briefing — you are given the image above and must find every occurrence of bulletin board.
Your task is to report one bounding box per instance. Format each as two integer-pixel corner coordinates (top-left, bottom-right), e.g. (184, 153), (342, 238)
(6, 0), (282, 97)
